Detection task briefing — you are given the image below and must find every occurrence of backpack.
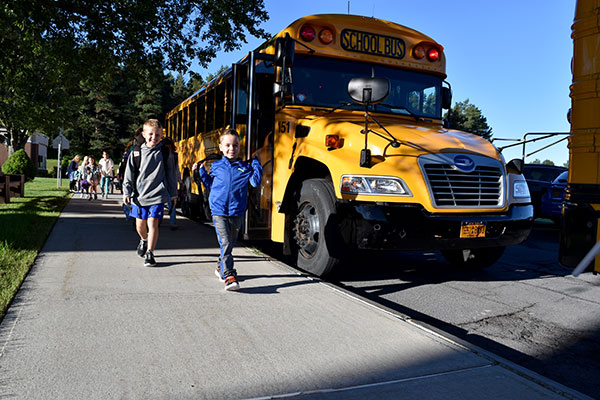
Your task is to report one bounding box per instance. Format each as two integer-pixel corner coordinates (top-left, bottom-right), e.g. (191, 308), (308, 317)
(131, 143), (171, 178)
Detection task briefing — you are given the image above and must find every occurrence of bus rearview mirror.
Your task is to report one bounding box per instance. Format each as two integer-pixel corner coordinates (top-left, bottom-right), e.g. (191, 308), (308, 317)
(274, 33), (295, 68)
(348, 77), (389, 105)
(442, 86), (452, 109)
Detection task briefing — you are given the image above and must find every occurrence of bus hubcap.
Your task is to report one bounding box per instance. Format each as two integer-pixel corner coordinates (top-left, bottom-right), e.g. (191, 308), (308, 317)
(293, 203), (320, 258)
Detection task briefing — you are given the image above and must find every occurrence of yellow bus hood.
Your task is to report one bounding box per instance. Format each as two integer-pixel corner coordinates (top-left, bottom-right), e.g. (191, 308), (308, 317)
(312, 115), (500, 159)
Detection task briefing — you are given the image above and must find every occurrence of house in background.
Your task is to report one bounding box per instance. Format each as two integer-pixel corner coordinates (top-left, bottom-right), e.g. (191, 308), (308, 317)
(0, 129), (49, 171)
(25, 133), (49, 171)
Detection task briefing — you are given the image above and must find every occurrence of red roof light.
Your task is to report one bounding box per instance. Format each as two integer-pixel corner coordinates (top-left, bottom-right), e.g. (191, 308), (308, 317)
(300, 25), (316, 42)
(427, 48), (440, 62)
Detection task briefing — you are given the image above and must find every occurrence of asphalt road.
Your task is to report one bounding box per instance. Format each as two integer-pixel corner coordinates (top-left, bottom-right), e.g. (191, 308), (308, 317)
(250, 220), (600, 399)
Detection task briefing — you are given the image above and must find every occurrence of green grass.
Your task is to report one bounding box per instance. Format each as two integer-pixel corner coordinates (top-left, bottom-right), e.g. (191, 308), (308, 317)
(46, 158), (58, 172)
(0, 177), (70, 318)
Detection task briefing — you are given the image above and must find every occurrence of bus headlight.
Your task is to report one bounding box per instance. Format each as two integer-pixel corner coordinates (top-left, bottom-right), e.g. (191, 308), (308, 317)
(513, 180), (530, 199)
(341, 175), (412, 196)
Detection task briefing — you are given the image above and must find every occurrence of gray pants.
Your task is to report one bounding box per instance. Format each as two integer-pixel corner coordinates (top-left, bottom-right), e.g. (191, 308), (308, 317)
(213, 215), (243, 278)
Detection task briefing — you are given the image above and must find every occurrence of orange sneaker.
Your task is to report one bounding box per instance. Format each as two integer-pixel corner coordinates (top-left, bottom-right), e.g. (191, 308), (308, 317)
(224, 275), (240, 291)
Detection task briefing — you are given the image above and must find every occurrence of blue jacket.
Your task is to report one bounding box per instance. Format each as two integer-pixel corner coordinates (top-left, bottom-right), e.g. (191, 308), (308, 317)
(199, 156), (263, 217)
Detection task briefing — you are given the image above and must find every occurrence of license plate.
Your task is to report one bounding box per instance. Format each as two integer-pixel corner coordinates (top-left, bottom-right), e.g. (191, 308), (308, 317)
(460, 222), (487, 238)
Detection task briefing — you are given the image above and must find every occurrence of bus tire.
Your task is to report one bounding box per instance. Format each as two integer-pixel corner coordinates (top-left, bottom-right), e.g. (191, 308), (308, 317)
(441, 246), (505, 270)
(291, 178), (342, 277)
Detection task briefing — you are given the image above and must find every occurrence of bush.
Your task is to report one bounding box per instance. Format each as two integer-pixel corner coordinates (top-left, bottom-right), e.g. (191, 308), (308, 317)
(1, 149), (37, 181)
(60, 157), (71, 173)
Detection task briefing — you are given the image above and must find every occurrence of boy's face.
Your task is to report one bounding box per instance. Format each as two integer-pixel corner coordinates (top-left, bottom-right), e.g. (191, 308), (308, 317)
(142, 125), (162, 148)
(219, 134), (240, 160)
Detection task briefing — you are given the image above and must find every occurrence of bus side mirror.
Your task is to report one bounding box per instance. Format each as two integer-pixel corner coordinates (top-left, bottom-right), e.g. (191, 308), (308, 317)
(348, 77), (389, 105)
(507, 158), (524, 175)
(442, 86), (452, 109)
(274, 33), (295, 68)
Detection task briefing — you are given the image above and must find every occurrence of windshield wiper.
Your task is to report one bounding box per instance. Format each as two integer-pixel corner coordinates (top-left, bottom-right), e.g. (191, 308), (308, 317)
(378, 103), (421, 121)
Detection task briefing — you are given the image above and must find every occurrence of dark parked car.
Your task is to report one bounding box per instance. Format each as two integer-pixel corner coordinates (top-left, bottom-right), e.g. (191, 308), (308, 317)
(522, 164), (567, 217)
(540, 170), (568, 224)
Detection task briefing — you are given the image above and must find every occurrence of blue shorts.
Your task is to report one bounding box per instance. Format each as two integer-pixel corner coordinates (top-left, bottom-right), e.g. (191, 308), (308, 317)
(130, 204), (164, 220)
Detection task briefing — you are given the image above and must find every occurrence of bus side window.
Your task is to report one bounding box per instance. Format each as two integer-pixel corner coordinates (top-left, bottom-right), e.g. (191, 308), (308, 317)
(198, 96), (205, 134)
(177, 110), (183, 141)
(188, 101), (198, 138)
(216, 82), (225, 129)
(206, 90), (215, 131)
(183, 107), (189, 139)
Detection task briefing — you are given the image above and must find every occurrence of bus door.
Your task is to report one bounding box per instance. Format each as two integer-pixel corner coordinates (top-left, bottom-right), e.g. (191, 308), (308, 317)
(234, 52), (275, 239)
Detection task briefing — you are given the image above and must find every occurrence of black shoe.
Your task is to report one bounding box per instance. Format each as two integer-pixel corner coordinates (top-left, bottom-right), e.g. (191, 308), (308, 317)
(136, 239), (147, 258)
(144, 251), (156, 267)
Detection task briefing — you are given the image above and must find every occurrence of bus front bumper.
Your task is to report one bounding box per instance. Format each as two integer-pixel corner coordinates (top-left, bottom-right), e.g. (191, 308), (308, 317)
(339, 203), (534, 250)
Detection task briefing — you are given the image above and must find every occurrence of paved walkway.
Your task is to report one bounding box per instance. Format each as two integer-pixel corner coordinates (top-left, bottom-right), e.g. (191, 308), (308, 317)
(0, 195), (591, 399)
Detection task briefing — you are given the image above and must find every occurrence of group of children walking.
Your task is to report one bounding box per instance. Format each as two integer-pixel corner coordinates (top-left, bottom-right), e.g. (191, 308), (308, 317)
(66, 151), (115, 200)
(122, 119), (262, 291)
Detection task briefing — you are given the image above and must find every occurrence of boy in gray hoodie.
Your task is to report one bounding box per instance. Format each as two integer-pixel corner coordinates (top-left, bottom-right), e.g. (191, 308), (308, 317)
(123, 119), (178, 267)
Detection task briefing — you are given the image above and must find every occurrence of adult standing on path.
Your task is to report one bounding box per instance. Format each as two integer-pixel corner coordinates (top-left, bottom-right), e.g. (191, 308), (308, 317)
(66, 155), (81, 193)
(99, 150), (115, 198)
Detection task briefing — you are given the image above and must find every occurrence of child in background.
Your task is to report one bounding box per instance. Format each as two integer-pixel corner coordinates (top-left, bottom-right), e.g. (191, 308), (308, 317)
(123, 119), (178, 267)
(193, 128), (262, 291)
(78, 156), (89, 198)
(86, 156), (100, 200)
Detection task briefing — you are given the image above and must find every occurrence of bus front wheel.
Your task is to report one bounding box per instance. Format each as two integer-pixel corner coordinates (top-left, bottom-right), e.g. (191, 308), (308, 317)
(441, 247), (505, 270)
(291, 178), (343, 277)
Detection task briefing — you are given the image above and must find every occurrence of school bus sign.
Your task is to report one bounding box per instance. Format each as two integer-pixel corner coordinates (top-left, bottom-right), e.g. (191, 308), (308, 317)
(341, 29), (406, 59)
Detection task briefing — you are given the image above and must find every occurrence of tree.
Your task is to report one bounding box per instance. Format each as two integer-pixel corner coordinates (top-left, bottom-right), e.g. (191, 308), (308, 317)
(0, 0), (269, 154)
(172, 74), (190, 107)
(444, 99), (493, 140)
(187, 72), (206, 95)
(531, 159), (556, 166)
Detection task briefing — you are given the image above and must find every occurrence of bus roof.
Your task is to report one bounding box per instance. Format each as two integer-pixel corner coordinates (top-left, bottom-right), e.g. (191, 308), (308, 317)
(167, 14), (446, 117)
(261, 14), (446, 76)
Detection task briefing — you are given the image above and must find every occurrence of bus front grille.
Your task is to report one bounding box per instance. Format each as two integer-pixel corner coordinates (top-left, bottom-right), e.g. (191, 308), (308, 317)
(423, 164), (503, 207)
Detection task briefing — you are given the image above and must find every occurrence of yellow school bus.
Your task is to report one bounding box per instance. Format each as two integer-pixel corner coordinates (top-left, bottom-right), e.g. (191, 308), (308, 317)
(166, 14), (533, 276)
(559, 0), (600, 274)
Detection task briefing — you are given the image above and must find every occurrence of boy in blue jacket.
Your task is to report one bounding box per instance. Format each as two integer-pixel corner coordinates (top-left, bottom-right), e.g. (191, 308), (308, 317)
(193, 128), (262, 291)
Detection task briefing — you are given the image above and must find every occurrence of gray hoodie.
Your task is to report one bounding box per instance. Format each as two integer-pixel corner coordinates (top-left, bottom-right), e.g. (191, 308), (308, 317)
(123, 142), (177, 207)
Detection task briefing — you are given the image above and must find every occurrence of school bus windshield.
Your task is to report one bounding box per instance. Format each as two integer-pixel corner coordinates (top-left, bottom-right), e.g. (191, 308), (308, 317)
(291, 55), (443, 119)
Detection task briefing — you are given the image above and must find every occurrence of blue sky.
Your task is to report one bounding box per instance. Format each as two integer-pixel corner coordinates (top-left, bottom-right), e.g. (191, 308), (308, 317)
(191, 0), (574, 166)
